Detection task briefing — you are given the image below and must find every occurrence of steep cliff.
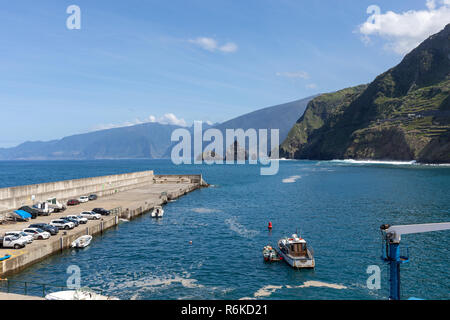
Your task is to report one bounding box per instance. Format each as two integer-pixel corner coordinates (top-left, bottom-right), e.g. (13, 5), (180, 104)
(280, 24), (450, 163)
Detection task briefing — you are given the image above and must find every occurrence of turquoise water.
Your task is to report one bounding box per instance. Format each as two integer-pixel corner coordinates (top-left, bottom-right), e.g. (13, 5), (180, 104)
(1, 160), (449, 300)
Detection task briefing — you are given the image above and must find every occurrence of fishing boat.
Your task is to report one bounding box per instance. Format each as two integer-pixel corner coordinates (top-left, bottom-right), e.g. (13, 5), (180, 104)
(0, 254), (11, 261)
(45, 287), (118, 300)
(71, 235), (92, 249)
(151, 206), (164, 218)
(277, 234), (315, 269)
(262, 245), (281, 262)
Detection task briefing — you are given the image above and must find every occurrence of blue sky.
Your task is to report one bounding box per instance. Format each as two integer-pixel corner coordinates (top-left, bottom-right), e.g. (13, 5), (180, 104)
(0, 0), (449, 147)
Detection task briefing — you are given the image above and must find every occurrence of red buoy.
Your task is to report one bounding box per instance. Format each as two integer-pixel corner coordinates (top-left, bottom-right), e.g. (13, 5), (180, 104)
(268, 222), (273, 230)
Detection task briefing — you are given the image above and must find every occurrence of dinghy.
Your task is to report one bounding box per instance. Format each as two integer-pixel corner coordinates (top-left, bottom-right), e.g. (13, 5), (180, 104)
(151, 206), (164, 218)
(262, 245), (281, 262)
(71, 235), (92, 249)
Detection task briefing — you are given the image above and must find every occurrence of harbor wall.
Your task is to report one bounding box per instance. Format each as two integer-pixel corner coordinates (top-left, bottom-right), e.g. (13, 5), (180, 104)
(0, 215), (119, 276)
(0, 172), (207, 276)
(0, 171), (155, 215)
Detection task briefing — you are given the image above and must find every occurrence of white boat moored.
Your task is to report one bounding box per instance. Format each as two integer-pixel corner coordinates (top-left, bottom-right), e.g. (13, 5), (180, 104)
(151, 206), (164, 218)
(71, 235), (93, 248)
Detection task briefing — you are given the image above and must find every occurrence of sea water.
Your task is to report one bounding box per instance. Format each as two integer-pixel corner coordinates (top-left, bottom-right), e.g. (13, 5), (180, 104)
(1, 159), (449, 300)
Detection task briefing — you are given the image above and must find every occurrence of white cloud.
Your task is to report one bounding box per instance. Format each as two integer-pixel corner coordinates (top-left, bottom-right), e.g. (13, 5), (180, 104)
(357, 1), (450, 55)
(306, 83), (318, 89)
(92, 113), (188, 132)
(219, 42), (238, 53)
(156, 113), (187, 126)
(189, 37), (238, 53)
(276, 71), (310, 79)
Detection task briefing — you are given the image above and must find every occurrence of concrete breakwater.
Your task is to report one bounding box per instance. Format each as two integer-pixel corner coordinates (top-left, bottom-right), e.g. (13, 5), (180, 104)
(0, 171), (208, 276)
(0, 170), (158, 215)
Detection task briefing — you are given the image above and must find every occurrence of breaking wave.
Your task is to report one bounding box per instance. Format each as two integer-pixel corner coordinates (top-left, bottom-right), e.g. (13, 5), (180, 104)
(330, 159), (417, 166)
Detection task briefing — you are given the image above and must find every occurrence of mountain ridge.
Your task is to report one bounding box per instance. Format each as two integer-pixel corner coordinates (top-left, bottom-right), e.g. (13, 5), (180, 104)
(280, 23), (450, 163)
(0, 96), (316, 160)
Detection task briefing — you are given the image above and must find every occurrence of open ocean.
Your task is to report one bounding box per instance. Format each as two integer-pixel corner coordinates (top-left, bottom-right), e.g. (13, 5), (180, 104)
(1, 159), (449, 300)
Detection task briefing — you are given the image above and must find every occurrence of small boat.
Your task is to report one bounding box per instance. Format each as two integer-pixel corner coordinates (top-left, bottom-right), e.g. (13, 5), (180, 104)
(45, 288), (118, 300)
(0, 254), (11, 261)
(151, 206), (164, 218)
(71, 235), (93, 248)
(262, 245), (281, 262)
(277, 234), (315, 269)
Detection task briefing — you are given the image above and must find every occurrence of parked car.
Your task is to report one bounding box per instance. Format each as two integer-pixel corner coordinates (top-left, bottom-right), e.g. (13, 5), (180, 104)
(66, 215), (88, 224)
(29, 223), (59, 235)
(22, 228), (51, 240)
(78, 196), (89, 203)
(18, 206), (39, 219)
(92, 208), (110, 216)
(0, 235), (27, 249)
(79, 211), (101, 220)
(50, 219), (75, 230)
(5, 231), (34, 244)
(88, 194), (98, 201)
(61, 217), (80, 227)
(67, 199), (80, 206)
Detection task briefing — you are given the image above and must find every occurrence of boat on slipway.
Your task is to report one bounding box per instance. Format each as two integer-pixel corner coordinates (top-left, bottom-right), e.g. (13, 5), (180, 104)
(277, 234), (315, 269)
(0, 254), (11, 261)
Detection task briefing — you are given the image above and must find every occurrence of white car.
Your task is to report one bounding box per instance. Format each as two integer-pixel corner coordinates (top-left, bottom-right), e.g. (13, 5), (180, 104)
(5, 231), (34, 244)
(50, 219), (75, 230)
(79, 211), (101, 220)
(22, 228), (51, 240)
(66, 215), (88, 224)
(78, 196), (89, 203)
(0, 234), (27, 249)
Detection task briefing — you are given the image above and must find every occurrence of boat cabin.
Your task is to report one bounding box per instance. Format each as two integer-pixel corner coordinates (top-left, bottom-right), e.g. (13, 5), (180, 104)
(281, 234), (308, 257)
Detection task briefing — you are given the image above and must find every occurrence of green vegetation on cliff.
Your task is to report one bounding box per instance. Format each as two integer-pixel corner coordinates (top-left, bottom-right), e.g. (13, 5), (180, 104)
(280, 24), (450, 163)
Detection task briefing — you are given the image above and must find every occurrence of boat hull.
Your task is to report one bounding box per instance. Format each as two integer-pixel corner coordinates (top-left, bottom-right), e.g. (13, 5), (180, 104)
(277, 249), (315, 269)
(45, 290), (116, 300)
(151, 209), (164, 218)
(71, 235), (92, 248)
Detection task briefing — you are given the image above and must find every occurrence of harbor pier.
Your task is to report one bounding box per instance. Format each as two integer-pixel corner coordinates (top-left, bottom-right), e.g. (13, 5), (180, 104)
(0, 171), (208, 276)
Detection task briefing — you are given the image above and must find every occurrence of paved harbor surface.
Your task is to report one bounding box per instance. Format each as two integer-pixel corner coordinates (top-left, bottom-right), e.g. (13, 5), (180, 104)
(0, 292), (44, 300)
(0, 178), (205, 276)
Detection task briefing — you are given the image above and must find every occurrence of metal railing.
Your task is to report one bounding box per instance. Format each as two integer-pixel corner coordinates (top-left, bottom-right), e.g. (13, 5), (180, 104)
(0, 279), (104, 298)
(0, 279), (66, 297)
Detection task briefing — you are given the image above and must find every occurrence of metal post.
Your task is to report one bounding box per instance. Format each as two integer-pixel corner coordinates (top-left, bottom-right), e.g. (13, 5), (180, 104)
(24, 281), (27, 295)
(389, 243), (401, 300)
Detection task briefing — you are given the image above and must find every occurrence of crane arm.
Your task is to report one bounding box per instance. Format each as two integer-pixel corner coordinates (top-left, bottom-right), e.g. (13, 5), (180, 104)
(382, 222), (450, 243)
